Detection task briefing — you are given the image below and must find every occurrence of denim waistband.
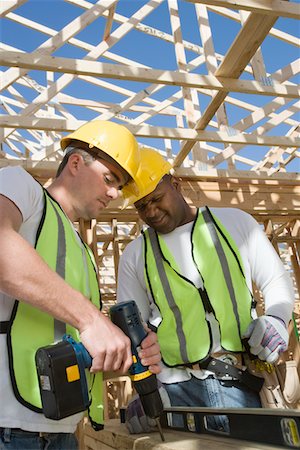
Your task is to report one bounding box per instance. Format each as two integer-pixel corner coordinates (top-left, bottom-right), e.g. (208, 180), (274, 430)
(0, 427), (51, 438)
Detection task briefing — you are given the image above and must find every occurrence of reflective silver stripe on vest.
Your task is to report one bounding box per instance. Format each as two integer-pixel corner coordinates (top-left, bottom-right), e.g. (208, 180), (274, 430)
(81, 244), (91, 299)
(147, 228), (189, 363)
(51, 201), (67, 341)
(201, 207), (241, 336)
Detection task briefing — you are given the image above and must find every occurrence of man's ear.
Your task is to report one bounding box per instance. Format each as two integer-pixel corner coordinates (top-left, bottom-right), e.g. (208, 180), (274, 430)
(67, 153), (82, 175)
(170, 175), (181, 192)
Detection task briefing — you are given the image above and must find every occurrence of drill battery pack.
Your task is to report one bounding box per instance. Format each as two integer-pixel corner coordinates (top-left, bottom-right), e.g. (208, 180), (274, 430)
(35, 339), (89, 420)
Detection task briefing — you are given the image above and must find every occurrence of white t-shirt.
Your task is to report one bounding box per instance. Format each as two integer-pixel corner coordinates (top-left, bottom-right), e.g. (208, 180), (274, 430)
(117, 207), (295, 384)
(0, 166), (82, 432)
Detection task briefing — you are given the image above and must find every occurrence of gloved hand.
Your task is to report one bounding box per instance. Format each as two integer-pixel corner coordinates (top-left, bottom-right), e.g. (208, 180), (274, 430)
(125, 394), (157, 434)
(243, 315), (289, 364)
(125, 384), (170, 434)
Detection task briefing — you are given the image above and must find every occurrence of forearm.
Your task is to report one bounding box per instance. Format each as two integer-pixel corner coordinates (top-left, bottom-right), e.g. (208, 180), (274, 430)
(263, 273), (295, 326)
(249, 225), (295, 325)
(0, 227), (99, 332)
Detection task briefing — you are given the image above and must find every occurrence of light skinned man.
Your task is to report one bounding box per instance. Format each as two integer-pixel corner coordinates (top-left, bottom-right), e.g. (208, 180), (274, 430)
(0, 122), (161, 449)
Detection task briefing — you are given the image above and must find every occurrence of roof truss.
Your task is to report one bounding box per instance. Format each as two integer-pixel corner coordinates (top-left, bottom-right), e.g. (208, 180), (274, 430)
(0, 0), (299, 179)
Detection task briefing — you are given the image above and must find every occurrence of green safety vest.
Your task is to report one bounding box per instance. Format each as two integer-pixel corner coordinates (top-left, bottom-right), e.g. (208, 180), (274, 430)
(7, 190), (104, 429)
(143, 206), (254, 367)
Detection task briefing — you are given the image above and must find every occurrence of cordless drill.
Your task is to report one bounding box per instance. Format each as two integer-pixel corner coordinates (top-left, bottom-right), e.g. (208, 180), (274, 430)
(110, 300), (164, 440)
(35, 301), (164, 439)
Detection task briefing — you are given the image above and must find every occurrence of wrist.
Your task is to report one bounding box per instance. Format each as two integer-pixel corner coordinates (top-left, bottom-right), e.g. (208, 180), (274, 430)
(266, 314), (287, 328)
(72, 294), (101, 333)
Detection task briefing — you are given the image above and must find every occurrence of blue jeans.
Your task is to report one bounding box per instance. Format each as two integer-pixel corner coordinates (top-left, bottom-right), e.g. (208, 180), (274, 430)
(0, 428), (78, 450)
(163, 375), (262, 434)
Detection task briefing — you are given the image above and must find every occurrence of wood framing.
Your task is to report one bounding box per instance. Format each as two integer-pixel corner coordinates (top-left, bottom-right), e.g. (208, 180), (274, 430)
(0, 0), (298, 173)
(1, 1), (299, 429)
(0, 0), (299, 323)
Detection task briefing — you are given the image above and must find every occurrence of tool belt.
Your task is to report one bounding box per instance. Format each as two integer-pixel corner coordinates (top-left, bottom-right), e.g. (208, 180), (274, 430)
(185, 352), (264, 393)
(245, 356), (300, 409)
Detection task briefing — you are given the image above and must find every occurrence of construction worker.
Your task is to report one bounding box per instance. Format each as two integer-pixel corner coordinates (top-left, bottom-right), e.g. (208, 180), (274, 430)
(117, 148), (295, 434)
(0, 121), (161, 450)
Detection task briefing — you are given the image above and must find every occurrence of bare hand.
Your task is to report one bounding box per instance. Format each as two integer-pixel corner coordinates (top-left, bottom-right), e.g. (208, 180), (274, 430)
(138, 328), (161, 374)
(79, 312), (132, 374)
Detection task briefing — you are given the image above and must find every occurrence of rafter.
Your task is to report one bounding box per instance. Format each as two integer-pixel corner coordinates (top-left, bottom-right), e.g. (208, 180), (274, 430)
(2, 50), (298, 100)
(185, 0), (300, 20)
(173, 11), (279, 167)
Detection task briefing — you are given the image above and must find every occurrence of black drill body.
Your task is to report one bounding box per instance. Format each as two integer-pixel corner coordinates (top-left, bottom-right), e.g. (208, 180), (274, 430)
(110, 300), (163, 421)
(36, 301), (163, 424)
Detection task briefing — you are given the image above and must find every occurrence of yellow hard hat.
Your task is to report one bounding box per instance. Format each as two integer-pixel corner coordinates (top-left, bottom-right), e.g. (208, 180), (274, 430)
(61, 120), (140, 193)
(122, 147), (173, 207)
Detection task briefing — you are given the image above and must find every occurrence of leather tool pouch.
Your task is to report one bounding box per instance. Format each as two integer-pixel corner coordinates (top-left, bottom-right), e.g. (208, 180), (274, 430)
(245, 357), (300, 409)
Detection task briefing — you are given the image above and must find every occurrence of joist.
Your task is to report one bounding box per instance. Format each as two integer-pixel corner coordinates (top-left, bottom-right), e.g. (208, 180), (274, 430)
(173, 11), (279, 167)
(0, 0), (27, 17)
(1, 116), (299, 148)
(1, 51), (299, 99)
(185, 0), (300, 20)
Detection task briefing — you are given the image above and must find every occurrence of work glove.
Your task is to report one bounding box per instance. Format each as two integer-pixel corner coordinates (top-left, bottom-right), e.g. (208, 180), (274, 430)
(125, 384), (170, 434)
(243, 315), (289, 364)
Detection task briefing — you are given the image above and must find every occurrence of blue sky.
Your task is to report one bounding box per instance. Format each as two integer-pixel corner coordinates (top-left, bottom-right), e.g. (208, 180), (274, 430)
(1, 0), (299, 171)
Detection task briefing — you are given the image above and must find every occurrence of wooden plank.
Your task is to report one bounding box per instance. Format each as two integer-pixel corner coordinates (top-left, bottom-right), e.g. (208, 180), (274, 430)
(2, 159), (298, 183)
(0, 0), (115, 92)
(204, 4), (299, 46)
(173, 11), (278, 167)
(0, 0), (163, 144)
(185, 0), (300, 20)
(103, 4), (116, 40)
(0, 0), (118, 147)
(195, 3), (233, 168)
(2, 51), (299, 99)
(238, 10), (267, 81)
(1, 116), (300, 148)
(210, 100), (300, 167)
(168, 0), (207, 165)
(0, 0), (27, 17)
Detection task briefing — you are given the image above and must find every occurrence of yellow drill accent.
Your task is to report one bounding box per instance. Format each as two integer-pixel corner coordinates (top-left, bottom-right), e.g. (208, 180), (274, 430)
(131, 370), (152, 382)
(66, 364), (80, 382)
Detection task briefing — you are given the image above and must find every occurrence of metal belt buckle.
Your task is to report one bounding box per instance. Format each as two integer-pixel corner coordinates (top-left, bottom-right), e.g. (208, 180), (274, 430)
(214, 353), (242, 369)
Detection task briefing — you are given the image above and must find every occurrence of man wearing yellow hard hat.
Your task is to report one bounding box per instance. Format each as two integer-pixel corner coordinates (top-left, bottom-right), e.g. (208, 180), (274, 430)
(117, 147), (294, 434)
(0, 121), (160, 450)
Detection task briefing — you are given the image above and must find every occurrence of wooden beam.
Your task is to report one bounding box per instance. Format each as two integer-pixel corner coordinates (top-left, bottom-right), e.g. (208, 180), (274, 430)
(173, 11), (279, 167)
(204, 4), (299, 47)
(0, 0), (116, 92)
(1, 158), (298, 183)
(1, 116), (299, 148)
(0, 0), (165, 145)
(103, 4), (116, 40)
(185, 0), (300, 20)
(0, 0), (27, 17)
(168, 0), (207, 165)
(1, 51), (298, 99)
(210, 100), (300, 167)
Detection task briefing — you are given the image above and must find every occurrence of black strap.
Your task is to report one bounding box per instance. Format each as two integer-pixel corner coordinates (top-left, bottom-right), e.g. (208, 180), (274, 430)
(200, 357), (264, 393)
(0, 321), (9, 334)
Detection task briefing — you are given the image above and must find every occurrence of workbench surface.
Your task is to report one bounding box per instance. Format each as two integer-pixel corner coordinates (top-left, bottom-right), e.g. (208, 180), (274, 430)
(82, 419), (286, 450)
